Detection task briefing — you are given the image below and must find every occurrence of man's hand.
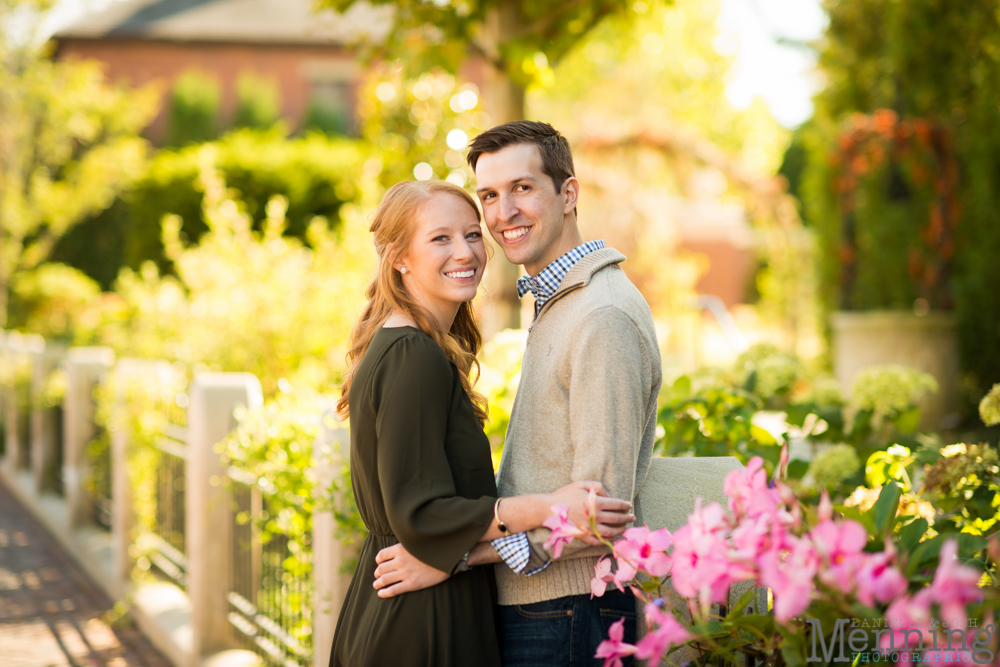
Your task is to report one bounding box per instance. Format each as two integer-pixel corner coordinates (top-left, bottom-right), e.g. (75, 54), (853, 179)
(548, 480), (634, 545)
(373, 544), (449, 598)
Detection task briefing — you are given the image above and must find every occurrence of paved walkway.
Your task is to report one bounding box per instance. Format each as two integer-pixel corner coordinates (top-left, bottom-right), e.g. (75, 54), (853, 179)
(0, 478), (171, 667)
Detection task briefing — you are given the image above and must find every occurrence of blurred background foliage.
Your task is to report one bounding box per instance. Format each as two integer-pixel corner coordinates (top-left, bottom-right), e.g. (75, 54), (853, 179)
(0, 0), (159, 328)
(795, 0), (1000, 403)
(84, 152), (376, 397)
(46, 129), (365, 290)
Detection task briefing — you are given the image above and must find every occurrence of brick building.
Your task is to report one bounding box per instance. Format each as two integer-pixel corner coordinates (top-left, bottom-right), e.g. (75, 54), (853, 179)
(53, 0), (391, 143)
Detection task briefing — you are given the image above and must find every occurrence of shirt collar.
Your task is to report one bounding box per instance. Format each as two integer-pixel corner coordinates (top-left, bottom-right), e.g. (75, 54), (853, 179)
(516, 240), (606, 309)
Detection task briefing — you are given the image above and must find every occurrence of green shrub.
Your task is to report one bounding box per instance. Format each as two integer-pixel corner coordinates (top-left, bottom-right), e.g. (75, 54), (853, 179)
(165, 71), (221, 147)
(232, 72), (281, 130)
(54, 128), (366, 288)
(7, 263), (102, 341)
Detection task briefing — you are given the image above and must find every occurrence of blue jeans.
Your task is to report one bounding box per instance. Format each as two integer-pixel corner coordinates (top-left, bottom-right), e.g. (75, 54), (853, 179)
(498, 589), (637, 667)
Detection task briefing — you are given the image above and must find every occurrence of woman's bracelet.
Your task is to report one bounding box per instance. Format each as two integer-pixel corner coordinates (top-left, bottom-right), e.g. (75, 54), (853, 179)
(494, 497), (509, 537)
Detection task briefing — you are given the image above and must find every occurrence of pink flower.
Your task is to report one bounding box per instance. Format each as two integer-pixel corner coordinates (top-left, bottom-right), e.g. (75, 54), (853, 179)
(724, 457), (782, 521)
(880, 591), (934, 662)
(809, 518), (868, 595)
(614, 526), (673, 577)
(592, 557), (614, 598)
(927, 539), (982, 623)
(635, 602), (691, 666)
(758, 536), (817, 623)
(594, 617), (638, 667)
(543, 504), (588, 559)
(671, 501), (744, 612)
(729, 512), (786, 574)
(777, 442), (790, 481)
(855, 550), (907, 606)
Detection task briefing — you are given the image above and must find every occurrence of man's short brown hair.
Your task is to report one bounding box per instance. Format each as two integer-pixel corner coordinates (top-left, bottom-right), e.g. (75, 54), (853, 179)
(467, 120), (575, 195)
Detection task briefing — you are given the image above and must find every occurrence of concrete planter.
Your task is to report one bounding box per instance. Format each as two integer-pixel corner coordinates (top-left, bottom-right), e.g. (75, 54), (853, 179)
(831, 310), (958, 430)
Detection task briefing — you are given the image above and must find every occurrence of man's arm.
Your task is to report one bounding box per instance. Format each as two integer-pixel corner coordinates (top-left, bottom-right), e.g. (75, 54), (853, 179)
(372, 541), (501, 598)
(523, 306), (655, 563)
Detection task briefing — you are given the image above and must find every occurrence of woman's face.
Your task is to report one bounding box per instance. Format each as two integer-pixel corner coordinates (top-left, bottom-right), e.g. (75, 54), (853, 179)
(396, 191), (487, 326)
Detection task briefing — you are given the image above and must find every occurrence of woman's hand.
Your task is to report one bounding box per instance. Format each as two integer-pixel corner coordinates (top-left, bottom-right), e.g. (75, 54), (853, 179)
(373, 544), (450, 598)
(547, 481), (634, 545)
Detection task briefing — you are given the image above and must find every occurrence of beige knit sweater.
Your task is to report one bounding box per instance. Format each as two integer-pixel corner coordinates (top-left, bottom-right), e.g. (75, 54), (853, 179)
(494, 247), (662, 606)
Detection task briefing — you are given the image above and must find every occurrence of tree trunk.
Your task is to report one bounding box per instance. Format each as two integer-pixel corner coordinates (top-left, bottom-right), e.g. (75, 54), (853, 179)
(480, 1), (529, 336)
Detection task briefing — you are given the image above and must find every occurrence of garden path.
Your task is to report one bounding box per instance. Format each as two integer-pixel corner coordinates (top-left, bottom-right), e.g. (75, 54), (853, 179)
(0, 478), (171, 667)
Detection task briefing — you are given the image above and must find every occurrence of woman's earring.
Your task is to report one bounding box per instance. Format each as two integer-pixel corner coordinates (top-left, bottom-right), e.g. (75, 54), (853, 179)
(400, 267), (407, 274)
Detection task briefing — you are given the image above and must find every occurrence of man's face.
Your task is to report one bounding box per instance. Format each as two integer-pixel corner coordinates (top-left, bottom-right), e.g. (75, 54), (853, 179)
(474, 143), (576, 276)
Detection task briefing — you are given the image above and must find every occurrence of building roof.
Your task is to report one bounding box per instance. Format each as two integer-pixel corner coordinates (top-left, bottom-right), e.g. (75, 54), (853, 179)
(54, 0), (391, 45)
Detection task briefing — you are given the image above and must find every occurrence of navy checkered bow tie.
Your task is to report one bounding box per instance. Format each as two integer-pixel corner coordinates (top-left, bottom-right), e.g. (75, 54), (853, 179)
(516, 275), (541, 300)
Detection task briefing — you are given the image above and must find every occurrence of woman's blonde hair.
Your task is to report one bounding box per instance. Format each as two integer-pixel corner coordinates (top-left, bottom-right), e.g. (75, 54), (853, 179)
(336, 180), (489, 424)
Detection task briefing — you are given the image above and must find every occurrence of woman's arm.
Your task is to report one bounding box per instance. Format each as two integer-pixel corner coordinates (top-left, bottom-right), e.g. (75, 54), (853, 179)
(475, 480), (633, 543)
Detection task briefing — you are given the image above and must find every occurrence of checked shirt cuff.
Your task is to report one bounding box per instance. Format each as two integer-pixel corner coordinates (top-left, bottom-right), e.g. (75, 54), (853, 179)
(491, 532), (550, 576)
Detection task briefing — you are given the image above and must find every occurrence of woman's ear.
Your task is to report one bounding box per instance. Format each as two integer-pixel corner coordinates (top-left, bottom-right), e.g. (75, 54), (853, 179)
(388, 244), (406, 274)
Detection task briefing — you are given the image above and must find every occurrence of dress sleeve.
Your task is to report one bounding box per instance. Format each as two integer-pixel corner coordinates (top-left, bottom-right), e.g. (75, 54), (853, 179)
(372, 333), (496, 573)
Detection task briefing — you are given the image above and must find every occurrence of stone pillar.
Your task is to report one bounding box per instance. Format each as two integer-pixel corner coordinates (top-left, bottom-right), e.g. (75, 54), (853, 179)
(187, 373), (262, 661)
(312, 408), (356, 667)
(832, 310), (958, 429)
(635, 456), (769, 662)
(32, 341), (67, 493)
(63, 347), (115, 529)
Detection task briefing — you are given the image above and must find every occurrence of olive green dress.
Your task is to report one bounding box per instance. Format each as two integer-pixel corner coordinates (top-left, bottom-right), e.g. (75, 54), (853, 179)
(330, 327), (501, 667)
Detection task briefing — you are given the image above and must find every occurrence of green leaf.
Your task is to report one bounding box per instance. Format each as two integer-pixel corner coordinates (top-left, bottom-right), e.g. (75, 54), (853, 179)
(750, 424), (777, 446)
(672, 374), (692, 399)
(872, 481), (902, 535)
(726, 588), (759, 618)
(787, 459), (810, 480)
(906, 535), (946, 576)
(641, 579), (661, 593)
(899, 518), (929, 552)
(780, 630), (808, 667)
(957, 534), (987, 560)
(785, 403), (814, 428)
(894, 406), (921, 434)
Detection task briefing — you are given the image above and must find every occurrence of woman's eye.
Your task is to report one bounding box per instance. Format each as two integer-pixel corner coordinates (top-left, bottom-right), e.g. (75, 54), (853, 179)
(467, 231), (482, 240)
(433, 235), (448, 242)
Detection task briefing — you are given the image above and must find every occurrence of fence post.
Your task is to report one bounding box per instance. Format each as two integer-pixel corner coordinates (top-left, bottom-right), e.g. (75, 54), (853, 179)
(187, 373), (262, 662)
(112, 358), (175, 598)
(312, 408), (355, 667)
(4, 332), (44, 475)
(64, 347), (115, 529)
(32, 341), (67, 493)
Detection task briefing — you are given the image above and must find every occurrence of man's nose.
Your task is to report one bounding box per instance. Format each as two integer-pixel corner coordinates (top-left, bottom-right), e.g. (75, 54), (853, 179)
(497, 193), (518, 223)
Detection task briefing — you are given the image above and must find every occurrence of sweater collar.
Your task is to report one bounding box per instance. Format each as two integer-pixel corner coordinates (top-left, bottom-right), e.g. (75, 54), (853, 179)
(526, 247), (626, 327)
(555, 247), (627, 295)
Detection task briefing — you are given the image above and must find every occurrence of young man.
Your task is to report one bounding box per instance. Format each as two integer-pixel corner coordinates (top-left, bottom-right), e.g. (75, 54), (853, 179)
(374, 121), (662, 666)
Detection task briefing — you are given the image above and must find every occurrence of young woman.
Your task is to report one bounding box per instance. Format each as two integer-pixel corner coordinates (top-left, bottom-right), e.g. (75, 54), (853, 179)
(330, 180), (629, 667)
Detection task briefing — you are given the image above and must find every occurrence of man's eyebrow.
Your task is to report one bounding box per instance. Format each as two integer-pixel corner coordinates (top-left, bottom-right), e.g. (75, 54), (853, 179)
(476, 175), (539, 194)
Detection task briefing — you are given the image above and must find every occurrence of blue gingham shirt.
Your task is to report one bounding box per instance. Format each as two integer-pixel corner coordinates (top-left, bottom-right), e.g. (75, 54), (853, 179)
(516, 240), (606, 319)
(492, 240), (606, 576)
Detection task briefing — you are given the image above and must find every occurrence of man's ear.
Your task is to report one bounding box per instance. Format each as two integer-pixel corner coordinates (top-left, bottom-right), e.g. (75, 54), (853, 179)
(562, 177), (580, 216)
